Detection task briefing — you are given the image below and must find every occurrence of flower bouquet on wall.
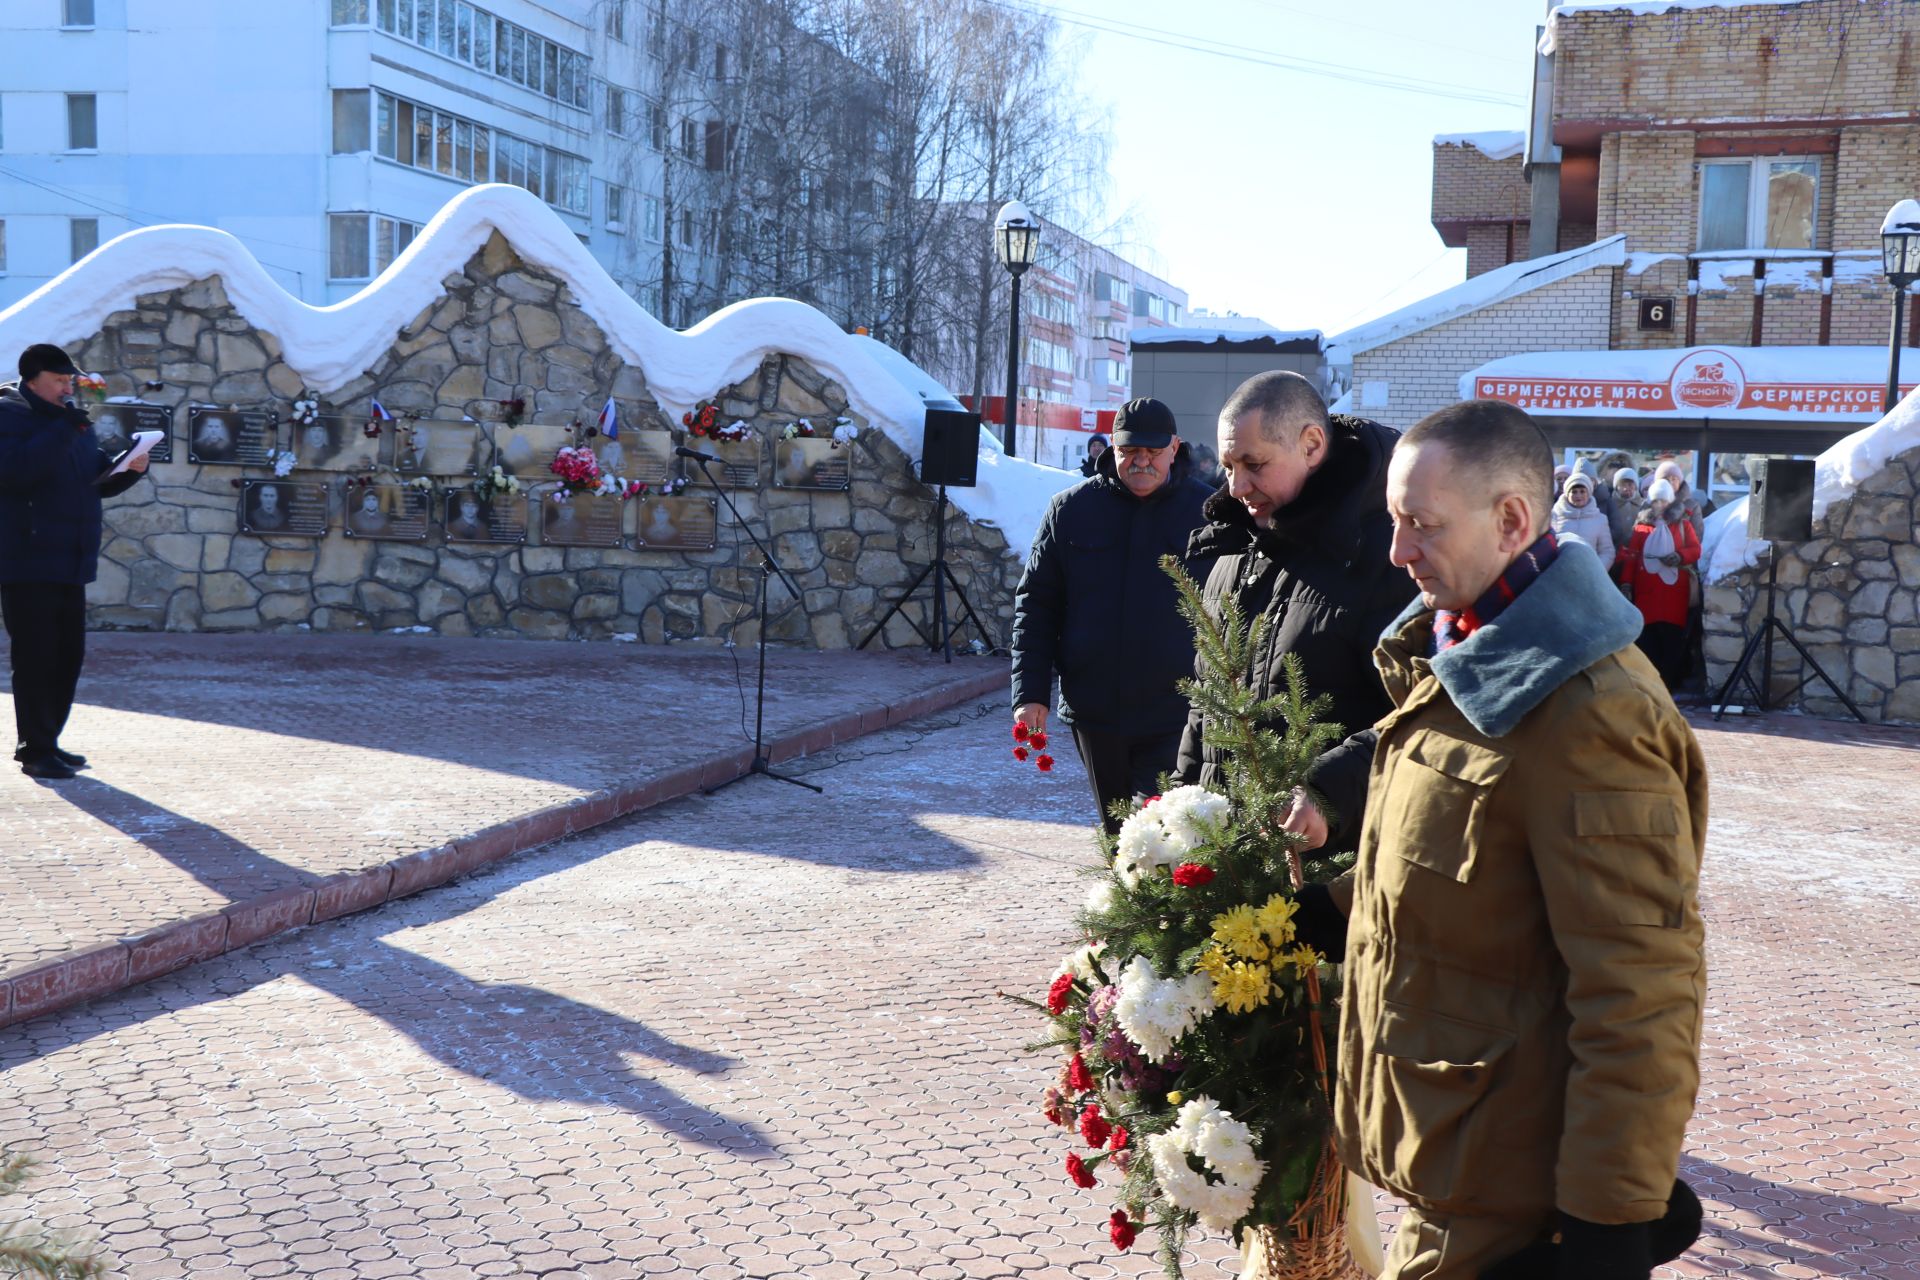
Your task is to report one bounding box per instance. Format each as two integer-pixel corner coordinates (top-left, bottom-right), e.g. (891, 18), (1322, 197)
(549, 445), (643, 501)
(1019, 560), (1376, 1280)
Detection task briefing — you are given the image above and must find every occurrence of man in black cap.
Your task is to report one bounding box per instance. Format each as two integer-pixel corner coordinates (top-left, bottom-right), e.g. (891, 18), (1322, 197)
(0, 343), (150, 779)
(1011, 397), (1215, 831)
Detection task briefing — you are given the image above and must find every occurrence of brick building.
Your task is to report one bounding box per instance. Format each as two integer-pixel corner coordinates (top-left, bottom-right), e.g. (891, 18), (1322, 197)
(1333, 0), (1920, 506)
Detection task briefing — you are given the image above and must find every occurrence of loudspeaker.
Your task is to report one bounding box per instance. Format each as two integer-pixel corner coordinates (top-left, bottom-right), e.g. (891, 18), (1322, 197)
(920, 407), (980, 488)
(1752, 457), (1814, 542)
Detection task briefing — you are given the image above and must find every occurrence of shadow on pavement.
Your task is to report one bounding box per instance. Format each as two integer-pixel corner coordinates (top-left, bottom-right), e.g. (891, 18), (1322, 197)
(1680, 1156), (1920, 1276)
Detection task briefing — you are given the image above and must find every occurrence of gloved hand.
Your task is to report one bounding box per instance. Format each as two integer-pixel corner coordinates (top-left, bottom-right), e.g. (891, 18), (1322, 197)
(1553, 1216), (1652, 1279)
(1293, 881), (1348, 958)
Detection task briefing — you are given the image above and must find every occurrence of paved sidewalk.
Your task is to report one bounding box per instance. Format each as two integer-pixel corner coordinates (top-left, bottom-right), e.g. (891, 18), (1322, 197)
(0, 702), (1916, 1278)
(1, 632), (1001, 1026)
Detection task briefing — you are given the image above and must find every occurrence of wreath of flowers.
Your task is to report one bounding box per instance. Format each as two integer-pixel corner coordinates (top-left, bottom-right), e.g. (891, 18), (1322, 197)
(476, 465), (522, 498)
(1145, 1097), (1266, 1231)
(780, 418), (817, 441)
(73, 372), (108, 402)
(550, 446), (644, 500)
(265, 448), (296, 479)
(682, 399), (722, 437)
(830, 416), (860, 449)
(290, 394), (321, 428)
(713, 420), (754, 443)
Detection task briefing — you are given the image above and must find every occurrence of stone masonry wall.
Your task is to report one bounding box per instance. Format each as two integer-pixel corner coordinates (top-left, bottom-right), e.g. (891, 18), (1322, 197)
(1703, 448), (1920, 724)
(65, 233), (1020, 649)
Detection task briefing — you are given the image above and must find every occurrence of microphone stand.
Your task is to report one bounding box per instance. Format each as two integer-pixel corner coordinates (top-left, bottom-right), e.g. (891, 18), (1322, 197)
(682, 454), (823, 795)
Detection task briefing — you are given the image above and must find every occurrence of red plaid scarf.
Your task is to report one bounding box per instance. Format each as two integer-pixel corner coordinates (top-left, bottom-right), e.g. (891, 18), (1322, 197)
(1432, 531), (1559, 652)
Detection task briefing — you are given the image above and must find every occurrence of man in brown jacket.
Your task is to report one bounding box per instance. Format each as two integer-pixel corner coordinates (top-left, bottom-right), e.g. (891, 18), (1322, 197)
(1303, 400), (1708, 1279)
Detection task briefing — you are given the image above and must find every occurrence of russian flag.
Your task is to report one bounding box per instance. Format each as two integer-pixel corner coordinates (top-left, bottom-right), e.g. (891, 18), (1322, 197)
(370, 400), (393, 421)
(597, 397), (619, 439)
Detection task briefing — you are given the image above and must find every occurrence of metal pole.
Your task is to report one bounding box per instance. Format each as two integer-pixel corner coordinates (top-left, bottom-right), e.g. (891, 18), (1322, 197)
(1886, 283), (1907, 413)
(1003, 272), (1022, 455)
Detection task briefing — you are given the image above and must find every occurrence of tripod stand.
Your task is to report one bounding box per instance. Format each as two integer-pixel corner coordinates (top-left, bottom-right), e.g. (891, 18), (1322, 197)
(686, 457), (823, 795)
(1711, 544), (1865, 723)
(857, 483), (989, 662)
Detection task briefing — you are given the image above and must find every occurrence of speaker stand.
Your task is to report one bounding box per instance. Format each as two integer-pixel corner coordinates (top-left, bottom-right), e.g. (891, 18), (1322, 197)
(1711, 545), (1865, 723)
(856, 484), (989, 662)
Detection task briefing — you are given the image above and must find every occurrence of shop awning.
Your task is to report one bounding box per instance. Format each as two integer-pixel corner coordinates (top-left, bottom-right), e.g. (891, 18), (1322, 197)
(1463, 346), (1919, 422)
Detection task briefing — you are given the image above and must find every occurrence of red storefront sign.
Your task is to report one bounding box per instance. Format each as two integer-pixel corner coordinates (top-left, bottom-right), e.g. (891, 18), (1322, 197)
(1473, 349), (1914, 417)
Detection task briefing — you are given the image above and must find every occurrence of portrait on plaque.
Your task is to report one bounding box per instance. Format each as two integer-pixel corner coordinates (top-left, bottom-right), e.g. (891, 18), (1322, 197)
(707, 435), (762, 488)
(240, 480), (328, 536)
(540, 490), (624, 548)
(93, 403), (174, 465)
(492, 423), (576, 478)
(772, 436), (852, 491)
(293, 414), (378, 471)
(602, 430), (673, 486)
(398, 418), (483, 475)
(189, 407), (274, 466)
(443, 488), (528, 544)
(634, 495), (718, 551)
(343, 483), (430, 541)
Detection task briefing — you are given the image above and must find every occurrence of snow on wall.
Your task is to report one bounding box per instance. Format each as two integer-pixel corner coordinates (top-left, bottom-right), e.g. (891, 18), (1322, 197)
(1129, 327), (1324, 348)
(1432, 131), (1526, 162)
(1702, 385), (1920, 581)
(1542, 1), (1816, 52)
(0, 183), (1073, 561)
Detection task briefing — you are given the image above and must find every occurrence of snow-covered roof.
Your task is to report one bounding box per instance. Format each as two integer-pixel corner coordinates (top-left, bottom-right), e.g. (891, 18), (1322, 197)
(1433, 131), (1526, 162)
(1130, 326), (1324, 349)
(1543, 1), (1815, 53)
(1703, 384), (1920, 582)
(0, 182), (1073, 560)
(1465, 344), (1915, 422)
(1329, 235), (1627, 361)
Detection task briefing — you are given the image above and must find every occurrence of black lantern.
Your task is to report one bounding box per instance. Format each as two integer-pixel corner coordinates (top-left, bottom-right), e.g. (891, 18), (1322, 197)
(995, 200), (1040, 454)
(1880, 200), (1920, 412)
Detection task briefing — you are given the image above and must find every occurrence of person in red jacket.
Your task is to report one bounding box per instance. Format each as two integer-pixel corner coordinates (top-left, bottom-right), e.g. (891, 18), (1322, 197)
(1622, 478), (1700, 687)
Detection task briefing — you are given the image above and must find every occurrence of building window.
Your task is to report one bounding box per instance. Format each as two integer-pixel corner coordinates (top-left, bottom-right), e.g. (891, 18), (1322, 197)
(642, 194), (662, 241)
(373, 90), (588, 213)
(606, 0), (625, 40)
(606, 85), (628, 137)
(605, 182), (626, 231)
(648, 99), (666, 151)
(373, 214), (420, 272)
(0, 220), (8, 273)
(713, 43), (728, 79)
(331, 0), (369, 23)
(331, 89), (370, 153)
(70, 217), (99, 263)
(373, 0), (587, 109)
(62, 0), (96, 27)
(66, 94), (97, 150)
(679, 118), (699, 161)
(677, 208), (695, 249)
(1698, 157), (1819, 252)
(330, 213), (371, 279)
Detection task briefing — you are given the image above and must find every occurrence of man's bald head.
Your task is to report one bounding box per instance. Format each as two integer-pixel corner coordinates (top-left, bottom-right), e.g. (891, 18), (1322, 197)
(1400, 399), (1554, 516)
(1220, 370), (1329, 444)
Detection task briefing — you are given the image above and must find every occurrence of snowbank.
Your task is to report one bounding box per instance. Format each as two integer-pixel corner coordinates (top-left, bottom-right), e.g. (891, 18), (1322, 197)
(1432, 131), (1526, 161)
(1702, 385), (1920, 581)
(0, 183), (1068, 560)
(1543, 1), (1815, 52)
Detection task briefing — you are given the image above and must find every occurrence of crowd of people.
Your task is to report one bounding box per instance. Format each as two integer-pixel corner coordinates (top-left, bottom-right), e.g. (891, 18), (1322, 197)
(1017, 377), (1708, 1280)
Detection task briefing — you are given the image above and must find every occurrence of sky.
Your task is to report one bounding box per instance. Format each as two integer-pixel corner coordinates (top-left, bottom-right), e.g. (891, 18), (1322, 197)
(1041, 0), (1553, 336)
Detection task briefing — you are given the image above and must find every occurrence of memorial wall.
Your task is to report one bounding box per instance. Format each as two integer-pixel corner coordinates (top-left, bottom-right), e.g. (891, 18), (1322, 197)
(4, 191), (1049, 649)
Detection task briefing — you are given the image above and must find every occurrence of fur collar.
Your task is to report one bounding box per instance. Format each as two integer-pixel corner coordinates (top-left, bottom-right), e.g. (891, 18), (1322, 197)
(1381, 542), (1645, 739)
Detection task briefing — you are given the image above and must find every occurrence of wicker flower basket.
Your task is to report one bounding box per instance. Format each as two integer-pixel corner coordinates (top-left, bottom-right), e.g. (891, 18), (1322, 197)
(1238, 1154), (1384, 1280)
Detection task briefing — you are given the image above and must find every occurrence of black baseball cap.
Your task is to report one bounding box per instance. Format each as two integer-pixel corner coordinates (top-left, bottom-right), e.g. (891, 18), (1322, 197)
(18, 344), (80, 381)
(1111, 398), (1176, 449)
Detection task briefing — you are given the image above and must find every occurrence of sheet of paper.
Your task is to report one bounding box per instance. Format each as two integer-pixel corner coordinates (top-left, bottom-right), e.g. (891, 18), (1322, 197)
(107, 430), (165, 475)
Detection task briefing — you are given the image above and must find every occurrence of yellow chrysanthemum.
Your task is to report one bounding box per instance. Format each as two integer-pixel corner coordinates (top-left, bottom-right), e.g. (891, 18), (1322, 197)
(1196, 946), (1232, 981)
(1210, 905), (1270, 961)
(1255, 894), (1300, 947)
(1212, 961), (1274, 1014)
(1285, 944), (1323, 974)
(1166, 1091), (1184, 1105)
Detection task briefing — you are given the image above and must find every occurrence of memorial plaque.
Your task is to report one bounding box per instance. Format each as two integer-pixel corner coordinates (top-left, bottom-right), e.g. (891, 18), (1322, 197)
(633, 495), (718, 550)
(342, 483), (431, 541)
(539, 490), (624, 548)
(772, 436), (852, 491)
(239, 480), (327, 536)
(397, 418), (483, 476)
(189, 407), (276, 466)
(444, 489), (528, 544)
(707, 435), (762, 488)
(600, 431), (672, 486)
(491, 423), (577, 478)
(291, 414), (379, 471)
(91, 402), (174, 465)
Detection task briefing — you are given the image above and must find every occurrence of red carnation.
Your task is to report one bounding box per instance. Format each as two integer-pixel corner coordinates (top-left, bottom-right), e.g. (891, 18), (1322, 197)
(1078, 1105), (1111, 1149)
(682, 411), (693, 426)
(1036, 754), (1055, 773)
(1030, 732), (1049, 751)
(1013, 723), (1031, 742)
(1108, 1210), (1137, 1251)
(1066, 1053), (1094, 1093)
(1107, 1125), (1130, 1151)
(1145, 794), (1161, 807)
(1046, 972), (1074, 1015)
(1172, 863), (1215, 887)
(1065, 1153), (1096, 1189)
(1043, 1086), (1072, 1127)
(1013, 746), (1030, 762)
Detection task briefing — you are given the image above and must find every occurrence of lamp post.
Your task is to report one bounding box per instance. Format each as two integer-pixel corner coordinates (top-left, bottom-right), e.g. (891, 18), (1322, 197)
(1880, 200), (1920, 412)
(995, 200), (1040, 456)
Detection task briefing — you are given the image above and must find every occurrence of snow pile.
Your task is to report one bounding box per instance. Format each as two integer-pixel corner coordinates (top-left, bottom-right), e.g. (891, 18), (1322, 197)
(1433, 130), (1526, 161)
(1543, 1), (1816, 53)
(1702, 385), (1920, 582)
(0, 183), (1070, 561)
(1882, 200), (1920, 235)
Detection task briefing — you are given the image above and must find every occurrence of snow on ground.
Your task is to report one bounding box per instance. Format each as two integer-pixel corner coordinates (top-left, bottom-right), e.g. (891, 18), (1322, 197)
(0, 183), (1072, 561)
(1432, 130), (1526, 161)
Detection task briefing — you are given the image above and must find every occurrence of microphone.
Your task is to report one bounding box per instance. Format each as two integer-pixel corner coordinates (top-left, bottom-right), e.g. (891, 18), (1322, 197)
(674, 445), (719, 463)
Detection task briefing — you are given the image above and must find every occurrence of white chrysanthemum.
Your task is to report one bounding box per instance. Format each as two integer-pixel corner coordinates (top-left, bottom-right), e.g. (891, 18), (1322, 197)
(1147, 1097), (1266, 1230)
(1113, 808), (1174, 887)
(1155, 785), (1230, 855)
(1083, 879), (1117, 915)
(1056, 941), (1104, 983)
(1113, 955), (1215, 1063)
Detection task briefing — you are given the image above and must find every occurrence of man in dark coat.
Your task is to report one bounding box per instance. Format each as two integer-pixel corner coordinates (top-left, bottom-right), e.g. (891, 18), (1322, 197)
(1011, 398), (1214, 832)
(1174, 371), (1415, 855)
(0, 343), (149, 779)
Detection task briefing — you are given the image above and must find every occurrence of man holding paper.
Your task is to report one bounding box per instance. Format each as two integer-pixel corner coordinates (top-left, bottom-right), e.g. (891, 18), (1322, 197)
(0, 344), (151, 780)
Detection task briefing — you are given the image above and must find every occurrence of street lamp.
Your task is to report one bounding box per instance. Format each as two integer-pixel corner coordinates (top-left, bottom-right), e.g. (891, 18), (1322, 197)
(995, 200), (1040, 455)
(1880, 199), (1920, 412)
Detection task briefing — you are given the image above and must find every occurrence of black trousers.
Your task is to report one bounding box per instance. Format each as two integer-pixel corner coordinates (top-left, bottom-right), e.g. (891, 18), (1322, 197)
(1, 582), (88, 757)
(1636, 621), (1689, 689)
(1070, 724), (1184, 835)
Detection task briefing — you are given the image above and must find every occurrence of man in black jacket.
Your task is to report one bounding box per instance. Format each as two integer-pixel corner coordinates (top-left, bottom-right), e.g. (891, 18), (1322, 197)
(0, 344), (150, 780)
(1174, 371), (1415, 855)
(1011, 399), (1214, 832)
